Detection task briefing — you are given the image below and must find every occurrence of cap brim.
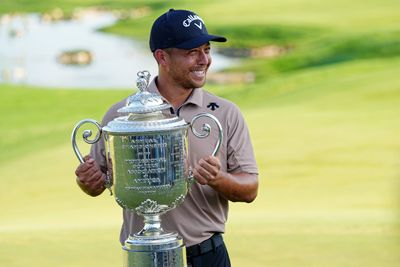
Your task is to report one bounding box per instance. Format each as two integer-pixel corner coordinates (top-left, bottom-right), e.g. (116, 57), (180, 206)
(174, 34), (227, 50)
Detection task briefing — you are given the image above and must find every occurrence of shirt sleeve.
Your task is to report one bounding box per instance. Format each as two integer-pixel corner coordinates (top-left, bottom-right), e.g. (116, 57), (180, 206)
(226, 104), (258, 174)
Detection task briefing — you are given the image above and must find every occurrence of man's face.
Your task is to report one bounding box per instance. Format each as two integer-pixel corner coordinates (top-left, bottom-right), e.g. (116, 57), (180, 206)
(164, 43), (212, 89)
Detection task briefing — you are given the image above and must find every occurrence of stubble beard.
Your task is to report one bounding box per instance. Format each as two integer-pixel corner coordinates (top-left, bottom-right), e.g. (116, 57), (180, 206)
(175, 69), (208, 90)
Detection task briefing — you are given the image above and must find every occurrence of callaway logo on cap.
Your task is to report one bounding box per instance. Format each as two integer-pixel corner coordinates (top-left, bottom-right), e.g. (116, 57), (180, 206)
(149, 9), (227, 52)
(182, 14), (204, 29)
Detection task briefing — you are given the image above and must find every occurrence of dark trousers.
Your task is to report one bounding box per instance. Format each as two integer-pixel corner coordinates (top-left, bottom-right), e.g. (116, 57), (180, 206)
(186, 234), (231, 267)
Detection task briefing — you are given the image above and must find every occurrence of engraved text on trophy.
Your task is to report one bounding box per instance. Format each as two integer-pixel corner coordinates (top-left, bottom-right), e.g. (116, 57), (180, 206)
(120, 133), (184, 194)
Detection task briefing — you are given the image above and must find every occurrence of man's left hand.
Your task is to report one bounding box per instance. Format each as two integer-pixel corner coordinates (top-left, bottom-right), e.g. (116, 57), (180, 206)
(193, 155), (221, 185)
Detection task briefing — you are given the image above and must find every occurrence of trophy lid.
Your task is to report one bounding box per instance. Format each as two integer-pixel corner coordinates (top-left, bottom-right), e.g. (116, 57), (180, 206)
(117, 71), (171, 114)
(103, 71), (188, 133)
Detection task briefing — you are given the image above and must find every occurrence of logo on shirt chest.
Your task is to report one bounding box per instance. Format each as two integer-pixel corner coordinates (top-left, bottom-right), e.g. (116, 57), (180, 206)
(207, 102), (220, 111)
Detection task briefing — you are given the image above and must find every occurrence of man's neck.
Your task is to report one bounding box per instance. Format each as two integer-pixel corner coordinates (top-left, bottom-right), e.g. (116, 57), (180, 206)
(156, 75), (194, 109)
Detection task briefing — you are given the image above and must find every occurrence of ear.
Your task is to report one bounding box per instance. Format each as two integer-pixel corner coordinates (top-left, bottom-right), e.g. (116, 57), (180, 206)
(154, 49), (169, 66)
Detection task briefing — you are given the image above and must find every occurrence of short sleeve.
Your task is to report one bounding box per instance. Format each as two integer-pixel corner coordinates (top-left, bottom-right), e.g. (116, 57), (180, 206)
(226, 105), (258, 174)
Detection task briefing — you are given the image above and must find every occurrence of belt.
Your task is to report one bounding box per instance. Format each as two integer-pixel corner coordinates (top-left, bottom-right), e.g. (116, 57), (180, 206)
(186, 233), (224, 258)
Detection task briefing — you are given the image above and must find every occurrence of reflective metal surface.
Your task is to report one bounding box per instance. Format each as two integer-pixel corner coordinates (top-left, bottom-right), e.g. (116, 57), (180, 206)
(106, 130), (189, 214)
(71, 71), (223, 267)
(123, 232), (185, 267)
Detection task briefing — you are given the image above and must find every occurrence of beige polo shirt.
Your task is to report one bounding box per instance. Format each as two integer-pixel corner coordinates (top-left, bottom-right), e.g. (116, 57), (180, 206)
(91, 78), (258, 247)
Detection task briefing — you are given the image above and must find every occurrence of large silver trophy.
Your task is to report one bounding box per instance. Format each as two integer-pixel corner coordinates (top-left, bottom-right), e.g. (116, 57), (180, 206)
(71, 71), (223, 267)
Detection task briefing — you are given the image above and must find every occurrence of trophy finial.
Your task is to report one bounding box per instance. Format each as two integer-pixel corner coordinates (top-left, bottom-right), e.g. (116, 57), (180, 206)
(119, 70), (171, 114)
(137, 70), (151, 92)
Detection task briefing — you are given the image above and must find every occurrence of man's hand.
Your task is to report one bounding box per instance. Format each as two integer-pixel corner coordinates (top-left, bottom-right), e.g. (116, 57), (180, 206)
(193, 155), (258, 203)
(193, 156), (222, 186)
(75, 155), (106, 196)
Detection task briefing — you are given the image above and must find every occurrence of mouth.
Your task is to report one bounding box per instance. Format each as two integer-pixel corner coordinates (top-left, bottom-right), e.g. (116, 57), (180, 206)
(191, 69), (206, 79)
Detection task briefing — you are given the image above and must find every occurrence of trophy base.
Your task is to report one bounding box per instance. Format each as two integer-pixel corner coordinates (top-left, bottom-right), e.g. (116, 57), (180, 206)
(123, 232), (186, 267)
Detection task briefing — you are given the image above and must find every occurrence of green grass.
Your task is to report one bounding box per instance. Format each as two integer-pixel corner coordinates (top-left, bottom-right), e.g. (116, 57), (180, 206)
(1, 57), (399, 266)
(1, 0), (400, 266)
(0, 85), (130, 163)
(0, 0), (175, 15)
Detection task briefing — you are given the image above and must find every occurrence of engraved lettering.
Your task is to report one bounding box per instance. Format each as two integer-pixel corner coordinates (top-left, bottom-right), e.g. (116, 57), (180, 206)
(125, 184), (173, 194)
(133, 178), (161, 184)
(127, 167), (166, 174)
(122, 143), (168, 149)
(117, 134), (185, 186)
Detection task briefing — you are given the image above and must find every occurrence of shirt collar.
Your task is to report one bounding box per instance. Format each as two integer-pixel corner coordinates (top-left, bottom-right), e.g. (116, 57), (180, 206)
(147, 77), (203, 107)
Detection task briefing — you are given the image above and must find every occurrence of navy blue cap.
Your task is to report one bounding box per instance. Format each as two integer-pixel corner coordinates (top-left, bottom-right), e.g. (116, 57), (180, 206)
(149, 9), (227, 52)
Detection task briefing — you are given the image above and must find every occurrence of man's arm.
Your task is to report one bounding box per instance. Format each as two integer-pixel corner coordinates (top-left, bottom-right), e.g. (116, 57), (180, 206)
(75, 155), (107, 197)
(193, 156), (258, 203)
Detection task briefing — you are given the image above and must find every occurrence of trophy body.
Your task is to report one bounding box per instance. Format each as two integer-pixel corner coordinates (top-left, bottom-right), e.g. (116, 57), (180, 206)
(108, 129), (188, 212)
(107, 128), (188, 267)
(72, 71), (222, 267)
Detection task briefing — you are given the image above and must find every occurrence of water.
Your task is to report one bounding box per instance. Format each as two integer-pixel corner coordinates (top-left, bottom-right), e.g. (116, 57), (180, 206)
(0, 11), (235, 89)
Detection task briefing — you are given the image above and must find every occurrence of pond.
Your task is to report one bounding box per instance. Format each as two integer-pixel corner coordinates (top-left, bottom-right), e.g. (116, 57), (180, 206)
(0, 10), (236, 89)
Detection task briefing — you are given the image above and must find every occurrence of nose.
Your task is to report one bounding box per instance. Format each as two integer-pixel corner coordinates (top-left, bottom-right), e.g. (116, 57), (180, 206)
(198, 49), (211, 65)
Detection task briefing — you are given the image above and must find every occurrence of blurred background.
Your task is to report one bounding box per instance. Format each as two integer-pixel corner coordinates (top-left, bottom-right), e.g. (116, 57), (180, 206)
(0, 0), (399, 266)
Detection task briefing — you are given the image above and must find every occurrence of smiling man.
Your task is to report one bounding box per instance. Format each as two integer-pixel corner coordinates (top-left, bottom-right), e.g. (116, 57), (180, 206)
(75, 9), (259, 267)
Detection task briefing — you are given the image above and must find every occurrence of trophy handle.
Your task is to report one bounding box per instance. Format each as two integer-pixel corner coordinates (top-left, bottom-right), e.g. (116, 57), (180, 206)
(71, 119), (102, 163)
(190, 113), (223, 157)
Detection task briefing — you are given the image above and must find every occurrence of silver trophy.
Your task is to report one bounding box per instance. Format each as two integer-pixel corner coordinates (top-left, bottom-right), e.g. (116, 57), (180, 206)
(71, 71), (223, 267)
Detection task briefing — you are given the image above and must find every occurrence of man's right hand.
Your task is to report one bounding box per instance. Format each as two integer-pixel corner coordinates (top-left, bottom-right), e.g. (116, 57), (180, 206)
(75, 155), (106, 196)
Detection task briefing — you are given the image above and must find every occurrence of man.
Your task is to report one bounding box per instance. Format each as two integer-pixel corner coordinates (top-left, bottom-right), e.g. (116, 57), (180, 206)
(75, 9), (258, 267)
